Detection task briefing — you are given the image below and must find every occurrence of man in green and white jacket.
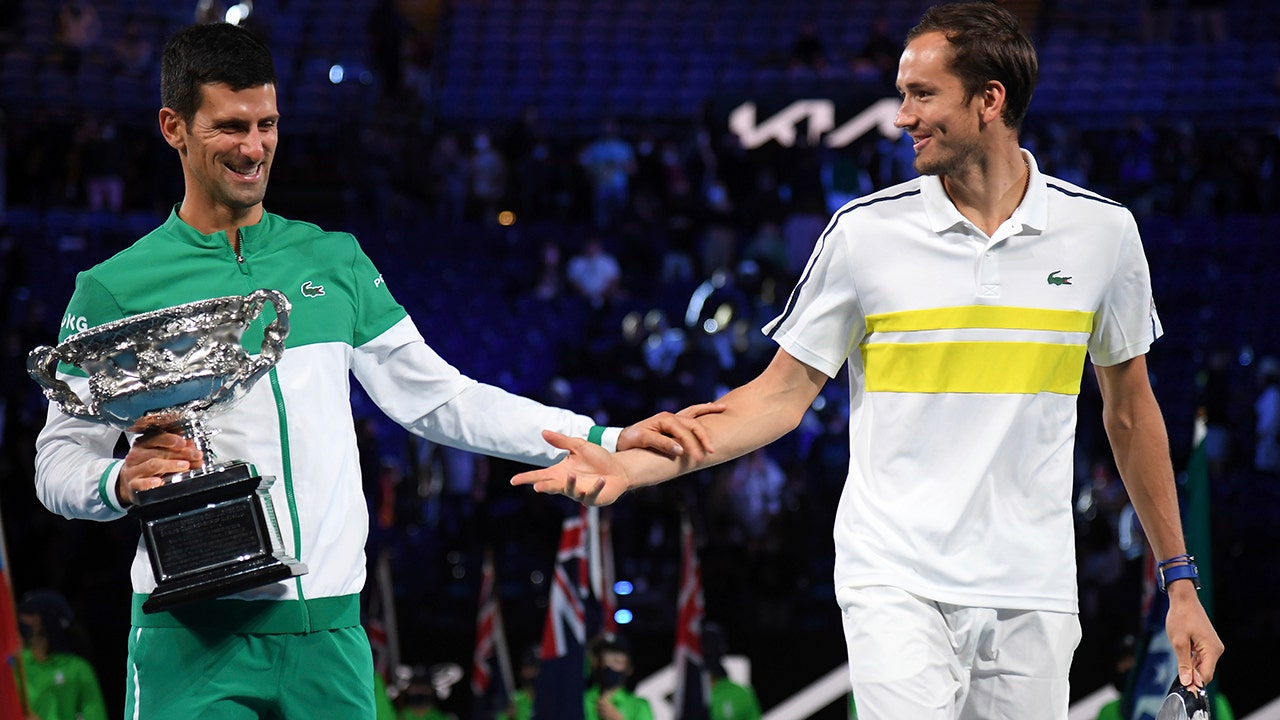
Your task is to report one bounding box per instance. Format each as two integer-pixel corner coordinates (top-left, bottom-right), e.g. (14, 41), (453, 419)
(34, 22), (717, 720)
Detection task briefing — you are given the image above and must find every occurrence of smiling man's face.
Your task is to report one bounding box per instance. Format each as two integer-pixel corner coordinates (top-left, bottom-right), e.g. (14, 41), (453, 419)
(175, 82), (279, 216)
(893, 31), (986, 178)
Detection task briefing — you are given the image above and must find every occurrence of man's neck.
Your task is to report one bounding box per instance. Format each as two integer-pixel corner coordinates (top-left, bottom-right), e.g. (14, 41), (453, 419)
(28, 639), (48, 662)
(177, 196), (264, 242)
(940, 147), (1029, 237)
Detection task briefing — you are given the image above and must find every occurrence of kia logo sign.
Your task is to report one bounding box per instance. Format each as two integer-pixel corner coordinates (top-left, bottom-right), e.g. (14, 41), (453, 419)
(728, 97), (902, 149)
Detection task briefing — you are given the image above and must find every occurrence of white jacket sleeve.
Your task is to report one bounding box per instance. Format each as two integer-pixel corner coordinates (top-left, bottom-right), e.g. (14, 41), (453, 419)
(351, 317), (605, 466)
(33, 375), (130, 520)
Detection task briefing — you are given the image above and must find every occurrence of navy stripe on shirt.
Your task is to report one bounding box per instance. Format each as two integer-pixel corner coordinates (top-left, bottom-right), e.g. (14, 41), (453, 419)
(767, 189), (921, 338)
(1046, 182), (1126, 208)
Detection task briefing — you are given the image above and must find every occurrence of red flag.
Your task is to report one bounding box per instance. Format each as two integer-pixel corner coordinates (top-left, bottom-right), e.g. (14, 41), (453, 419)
(472, 550), (515, 717)
(674, 515), (709, 720)
(0, 503), (29, 719)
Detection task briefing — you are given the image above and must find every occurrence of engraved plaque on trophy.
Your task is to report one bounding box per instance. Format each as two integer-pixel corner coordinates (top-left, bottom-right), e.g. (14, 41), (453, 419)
(29, 289), (308, 613)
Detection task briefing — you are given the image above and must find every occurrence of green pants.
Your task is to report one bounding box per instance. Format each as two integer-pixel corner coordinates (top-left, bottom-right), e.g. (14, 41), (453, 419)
(124, 624), (374, 719)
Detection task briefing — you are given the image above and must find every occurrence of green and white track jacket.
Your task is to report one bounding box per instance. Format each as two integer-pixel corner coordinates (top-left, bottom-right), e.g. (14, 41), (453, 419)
(35, 208), (606, 631)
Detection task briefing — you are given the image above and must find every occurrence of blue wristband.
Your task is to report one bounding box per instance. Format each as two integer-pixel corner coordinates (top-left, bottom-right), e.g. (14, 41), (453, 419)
(1157, 554), (1201, 592)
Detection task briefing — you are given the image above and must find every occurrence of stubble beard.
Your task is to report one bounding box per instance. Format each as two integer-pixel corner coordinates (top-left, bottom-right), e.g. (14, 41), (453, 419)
(913, 134), (982, 179)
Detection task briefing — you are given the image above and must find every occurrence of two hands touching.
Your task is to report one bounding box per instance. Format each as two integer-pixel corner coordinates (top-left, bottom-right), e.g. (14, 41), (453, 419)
(116, 402), (724, 509)
(526, 402), (725, 506)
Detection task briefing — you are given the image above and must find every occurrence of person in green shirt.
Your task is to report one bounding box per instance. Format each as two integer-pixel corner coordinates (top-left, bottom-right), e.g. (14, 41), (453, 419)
(703, 623), (761, 720)
(497, 645), (540, 720)
(584, 634), (653, 720)
(16, 590), (108, 720)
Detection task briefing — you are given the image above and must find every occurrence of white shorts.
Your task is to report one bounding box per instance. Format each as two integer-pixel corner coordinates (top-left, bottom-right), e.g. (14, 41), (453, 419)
(837, 585), (1081, 720)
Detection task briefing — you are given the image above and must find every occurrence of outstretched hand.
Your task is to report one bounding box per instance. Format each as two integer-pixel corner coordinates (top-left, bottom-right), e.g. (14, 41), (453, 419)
(616, 402), (725, 460)
(512, 430), (632, 506)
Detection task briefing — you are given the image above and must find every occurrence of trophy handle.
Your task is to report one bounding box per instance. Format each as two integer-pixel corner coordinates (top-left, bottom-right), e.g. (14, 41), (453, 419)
(225, 288), (292, 394)
(27, 345), (97, 421)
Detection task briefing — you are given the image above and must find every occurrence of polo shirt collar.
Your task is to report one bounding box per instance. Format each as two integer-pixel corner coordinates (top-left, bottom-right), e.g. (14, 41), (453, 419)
(919, 148), (1048, 236)
(163, 203), (274, 250)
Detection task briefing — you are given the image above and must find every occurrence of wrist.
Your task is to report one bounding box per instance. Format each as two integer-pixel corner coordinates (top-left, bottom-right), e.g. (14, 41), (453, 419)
(587, 425), (621, 452)
(1157, 553), (1201, 593)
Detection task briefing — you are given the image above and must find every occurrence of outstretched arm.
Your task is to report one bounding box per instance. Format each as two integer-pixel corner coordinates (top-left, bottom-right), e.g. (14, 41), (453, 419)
(1096, 355), (1224, 689)
(512, 349), (828, 505)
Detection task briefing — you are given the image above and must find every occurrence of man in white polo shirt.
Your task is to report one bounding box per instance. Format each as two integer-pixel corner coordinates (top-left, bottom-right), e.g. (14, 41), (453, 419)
(512, 2), (1223, 718)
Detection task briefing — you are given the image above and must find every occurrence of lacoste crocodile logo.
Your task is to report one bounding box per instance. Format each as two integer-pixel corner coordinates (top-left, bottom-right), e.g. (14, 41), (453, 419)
(301, 281), (326, 298)
(1047, 271), (1072, 286)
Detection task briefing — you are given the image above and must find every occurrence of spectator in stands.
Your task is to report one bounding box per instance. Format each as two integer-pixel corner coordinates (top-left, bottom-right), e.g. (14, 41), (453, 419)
(787, 20), (827, 73)
(112, 17), (155, 78)
(429, 132), (469, 225)
(578, 118), (637, 230)
(567, 236), (622, 309)
(17, 589), (109, 720)
(726, 448), (785, 542)
(514, 5), (1223, 717)
(497, 645), (540, 720)
(31, 22), (721, 720)
(193, 0), (226, 24)
(53, 0), (100, 75)
(851, 15), (900, 87)
(77, 116), (127, 214)
(532, 241), (564, 301)
(702, 623), (762, 720)
(1255, 356), (1280, 475)
(469, 130), (508, 226)
(584, 634), (652, 720)
(1196, 347), (1234, 477)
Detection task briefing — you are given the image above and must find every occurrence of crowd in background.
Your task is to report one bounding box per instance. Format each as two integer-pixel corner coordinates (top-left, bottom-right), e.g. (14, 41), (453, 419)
(2, 0), (1280, 717)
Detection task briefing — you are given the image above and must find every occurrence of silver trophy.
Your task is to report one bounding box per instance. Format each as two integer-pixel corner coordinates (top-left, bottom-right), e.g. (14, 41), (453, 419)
(28, 288), (307, 613)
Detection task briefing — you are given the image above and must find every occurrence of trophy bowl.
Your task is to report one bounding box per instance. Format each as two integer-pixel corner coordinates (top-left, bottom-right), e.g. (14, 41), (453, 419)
(29, 288), (308, 613)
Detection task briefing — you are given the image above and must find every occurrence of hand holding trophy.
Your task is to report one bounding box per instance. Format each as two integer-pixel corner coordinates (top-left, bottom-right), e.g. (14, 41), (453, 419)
(28, 288), (307, 613)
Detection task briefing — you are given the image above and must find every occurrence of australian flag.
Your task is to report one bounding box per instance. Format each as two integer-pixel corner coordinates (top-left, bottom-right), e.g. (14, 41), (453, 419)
(533, 507), (592, 720)
(472, 550), (515, 720)
(674, 515), (709, 720)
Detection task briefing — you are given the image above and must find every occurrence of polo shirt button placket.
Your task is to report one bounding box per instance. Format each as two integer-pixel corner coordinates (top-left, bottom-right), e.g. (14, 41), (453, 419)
(978, 246), (1000, 299)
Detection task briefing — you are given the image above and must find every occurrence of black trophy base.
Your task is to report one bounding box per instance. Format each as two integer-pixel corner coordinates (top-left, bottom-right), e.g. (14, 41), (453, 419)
(130, 461), (308, 614)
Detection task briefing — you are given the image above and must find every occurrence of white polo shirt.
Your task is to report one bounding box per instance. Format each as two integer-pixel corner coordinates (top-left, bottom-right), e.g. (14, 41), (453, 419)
(764, 151), (1161, 613)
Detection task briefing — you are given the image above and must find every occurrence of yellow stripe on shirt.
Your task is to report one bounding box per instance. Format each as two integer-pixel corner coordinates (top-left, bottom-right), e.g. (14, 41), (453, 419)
(866, 306), (1095, 334)
(861, 341), (1089, 395)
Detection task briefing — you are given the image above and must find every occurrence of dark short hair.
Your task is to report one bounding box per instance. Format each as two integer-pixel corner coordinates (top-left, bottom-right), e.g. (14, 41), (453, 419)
(906, 2), (1038, 130)
(160, 22), (276, 123)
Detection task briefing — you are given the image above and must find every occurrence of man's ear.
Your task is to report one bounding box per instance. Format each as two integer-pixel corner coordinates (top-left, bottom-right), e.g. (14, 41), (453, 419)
(978, 80), (1007, 125)
(158, 107), (186, 152)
